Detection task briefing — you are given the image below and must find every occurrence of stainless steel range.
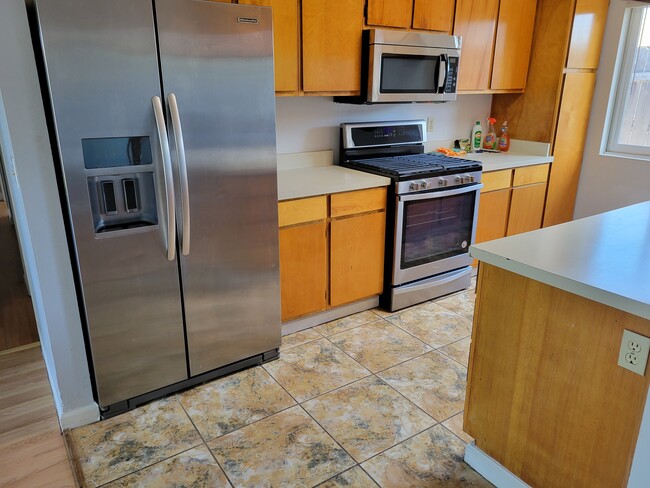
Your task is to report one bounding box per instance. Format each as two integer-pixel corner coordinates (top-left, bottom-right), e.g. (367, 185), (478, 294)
(340, 120), (483, 311)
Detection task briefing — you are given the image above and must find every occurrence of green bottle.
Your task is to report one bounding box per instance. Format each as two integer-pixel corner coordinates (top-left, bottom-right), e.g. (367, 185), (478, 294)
(471, 121), (482, 152)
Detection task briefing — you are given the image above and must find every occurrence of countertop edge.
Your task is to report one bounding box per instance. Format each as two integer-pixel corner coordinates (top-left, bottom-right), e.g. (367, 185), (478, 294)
(470, 246), (650, 321)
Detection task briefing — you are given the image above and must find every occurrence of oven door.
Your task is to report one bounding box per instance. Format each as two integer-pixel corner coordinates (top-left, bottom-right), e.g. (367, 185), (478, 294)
(369, 44), (459, 103)
(392, 184), (482, 286)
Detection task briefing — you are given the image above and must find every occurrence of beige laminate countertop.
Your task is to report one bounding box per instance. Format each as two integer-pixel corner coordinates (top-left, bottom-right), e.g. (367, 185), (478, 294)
(276, 141), (552, 201)
(277, 165), (390, 201)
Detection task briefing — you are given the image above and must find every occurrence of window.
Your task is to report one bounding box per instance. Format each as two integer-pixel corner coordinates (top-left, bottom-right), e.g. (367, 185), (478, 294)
(606, 5), (650, 158)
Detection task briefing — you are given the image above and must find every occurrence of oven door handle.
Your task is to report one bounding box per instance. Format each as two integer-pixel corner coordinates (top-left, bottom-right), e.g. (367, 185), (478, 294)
(398, 184), (483, 203)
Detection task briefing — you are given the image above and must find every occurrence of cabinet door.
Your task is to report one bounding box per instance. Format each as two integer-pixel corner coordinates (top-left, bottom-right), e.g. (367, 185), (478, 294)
(412, 0), (455, 32)
(279, 222), (328, 321)
(507, 183), (546, 236)
(366, 0), (413, 28)
(490, 0), (537, 90)
(476, 189), (511, 243)
(330, 212), (386, 307)
(239, 0), (300, 93)
(302, 0), (364, 93)
(543, 71), (597, 227)
(566, 0), (609, 70)
(454, 0), (499, 91)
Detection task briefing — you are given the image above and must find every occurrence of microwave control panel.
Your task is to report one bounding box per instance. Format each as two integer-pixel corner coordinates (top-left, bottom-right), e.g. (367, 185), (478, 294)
(445, 56), (459, 94)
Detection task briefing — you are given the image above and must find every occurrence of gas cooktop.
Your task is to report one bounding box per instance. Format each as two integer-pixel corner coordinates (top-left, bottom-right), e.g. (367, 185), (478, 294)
(343, 153), (481, 179)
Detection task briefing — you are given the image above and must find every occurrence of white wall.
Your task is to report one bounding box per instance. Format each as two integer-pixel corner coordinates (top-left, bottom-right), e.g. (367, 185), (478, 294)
(575, 1), (650, 218)
(275, 94), (493, 158)
(0, 0), (97, 427)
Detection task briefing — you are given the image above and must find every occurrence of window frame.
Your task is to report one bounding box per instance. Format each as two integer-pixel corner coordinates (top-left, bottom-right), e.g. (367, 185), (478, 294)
(603, 5), (650, 160)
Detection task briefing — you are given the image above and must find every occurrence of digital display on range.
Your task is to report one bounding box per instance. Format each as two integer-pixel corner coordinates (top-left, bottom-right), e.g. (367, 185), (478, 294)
(351, 124), (422, 146)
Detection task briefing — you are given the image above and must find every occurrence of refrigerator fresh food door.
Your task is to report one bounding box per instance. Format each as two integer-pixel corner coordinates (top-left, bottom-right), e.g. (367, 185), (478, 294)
(156, 0), (281, 376)
(34, 0), (187, 407)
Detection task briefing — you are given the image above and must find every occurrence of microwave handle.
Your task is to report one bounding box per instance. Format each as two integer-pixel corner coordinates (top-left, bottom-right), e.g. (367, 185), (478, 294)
(438, 54), (448, 93)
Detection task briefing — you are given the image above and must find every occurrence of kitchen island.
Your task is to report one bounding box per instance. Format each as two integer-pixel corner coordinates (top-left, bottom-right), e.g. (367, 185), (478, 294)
(465, 201), (650, 487)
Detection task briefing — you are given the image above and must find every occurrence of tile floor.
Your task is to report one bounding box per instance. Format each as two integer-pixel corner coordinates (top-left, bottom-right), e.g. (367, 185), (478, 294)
(65, 281), (492, 487)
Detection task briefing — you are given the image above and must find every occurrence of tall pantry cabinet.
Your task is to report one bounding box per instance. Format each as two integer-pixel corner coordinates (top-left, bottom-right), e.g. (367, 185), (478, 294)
(491, 0), (609, 226)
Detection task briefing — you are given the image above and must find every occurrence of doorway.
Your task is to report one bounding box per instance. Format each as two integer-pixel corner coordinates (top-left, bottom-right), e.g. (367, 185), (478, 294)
(0, 149), (39, 351)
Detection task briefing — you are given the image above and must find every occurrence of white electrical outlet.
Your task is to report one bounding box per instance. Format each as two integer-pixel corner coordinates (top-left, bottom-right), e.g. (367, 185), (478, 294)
(427, 117), (434, 133)
(618, 329), (650, 376)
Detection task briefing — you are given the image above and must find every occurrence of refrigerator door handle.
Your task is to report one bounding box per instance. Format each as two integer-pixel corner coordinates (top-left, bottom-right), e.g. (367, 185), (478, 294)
(152, 96), (176, 261)
(167, 93), (190, 256)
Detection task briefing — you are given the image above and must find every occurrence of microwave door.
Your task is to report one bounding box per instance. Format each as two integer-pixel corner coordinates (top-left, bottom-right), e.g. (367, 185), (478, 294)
(370, 45), (444, 103)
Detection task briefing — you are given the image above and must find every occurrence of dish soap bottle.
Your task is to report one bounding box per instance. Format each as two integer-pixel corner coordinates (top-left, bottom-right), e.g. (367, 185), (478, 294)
(498, 120), (511, 152)
(483, 117), (497, 150)
(471, 121), (482, 152)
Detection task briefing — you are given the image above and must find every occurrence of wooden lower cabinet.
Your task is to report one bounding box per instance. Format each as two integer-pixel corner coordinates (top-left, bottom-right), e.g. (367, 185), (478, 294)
(474, 164), (549, 259)
(507, 183), (546, 236)
(476, 188), (510, 243)
(330, 211), (385, 307)
(279, 222), (327, 321)
(279, 187), (387, 321)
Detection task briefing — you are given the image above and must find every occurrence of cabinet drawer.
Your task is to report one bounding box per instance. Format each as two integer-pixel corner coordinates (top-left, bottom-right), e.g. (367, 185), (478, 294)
(513, 164), (550, 186)
(482, 170), (512, 192)
(330, 187), (387, 218)
(278, 196), (327, 227)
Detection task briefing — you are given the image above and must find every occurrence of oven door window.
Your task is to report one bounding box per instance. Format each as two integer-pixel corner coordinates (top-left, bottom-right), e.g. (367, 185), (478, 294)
(380, 54), (441, 93)
(401, 192), (475, 269)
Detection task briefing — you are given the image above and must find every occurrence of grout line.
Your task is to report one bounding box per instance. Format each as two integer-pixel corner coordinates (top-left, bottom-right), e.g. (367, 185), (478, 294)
(176, 399), (238, 488)
(95, 443), (201, 487)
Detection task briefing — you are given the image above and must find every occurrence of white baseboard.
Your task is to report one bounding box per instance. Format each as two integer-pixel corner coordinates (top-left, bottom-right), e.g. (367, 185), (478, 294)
(465, 442), (531, 488)
(60, 402), (100, 429)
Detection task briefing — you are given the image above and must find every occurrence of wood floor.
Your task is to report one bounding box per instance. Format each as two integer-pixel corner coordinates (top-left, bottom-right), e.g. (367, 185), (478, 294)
(0, 344), (77, 487)
(0, 201), (39, 351)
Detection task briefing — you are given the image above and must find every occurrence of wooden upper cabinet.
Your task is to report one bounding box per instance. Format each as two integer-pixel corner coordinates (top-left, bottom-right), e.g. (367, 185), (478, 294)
(238, 0), (300, 93)
(302, 0), (364, 93)
(491, 0), (537, 90)
(453, 0), (499, 91)
(366, 0), (413, 28)
(566, 0), (609, 70)
(367, 0), (456, 32)
(412, 0), (455, 32)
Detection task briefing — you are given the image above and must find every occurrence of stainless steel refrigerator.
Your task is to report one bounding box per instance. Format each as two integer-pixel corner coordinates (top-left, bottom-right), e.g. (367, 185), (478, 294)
(33, 0), (281, 416)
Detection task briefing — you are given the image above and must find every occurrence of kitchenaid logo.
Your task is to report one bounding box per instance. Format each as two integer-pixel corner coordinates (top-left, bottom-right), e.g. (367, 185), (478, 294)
(237, 17), (258, 24)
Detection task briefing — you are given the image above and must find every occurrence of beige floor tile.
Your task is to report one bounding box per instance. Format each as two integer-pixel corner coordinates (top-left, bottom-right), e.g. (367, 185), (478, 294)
(328, 320), (432, 373)
(314, 310), (379, 337)
(66, 398), (201, 487)
(280, 328), (323, 351)
(103, 445), (231, 487)
(435, 291), (476, 323)
(179, 367), (295, 441)
(370, 307), (396, 319)
(385, 302), (472, 349)
(209, 406), (354, 487)
(438, 336), (472, 367)
(442, 412), (474, 445)
(378, 351), (467, 422)
(263, 338), (370, 402)
(317, 466), (379, 487)
(361, 424), (491, 487)
(303, 376), (435, 462)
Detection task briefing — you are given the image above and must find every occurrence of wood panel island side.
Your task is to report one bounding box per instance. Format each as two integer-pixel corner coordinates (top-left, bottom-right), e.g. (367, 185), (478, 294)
(465, 201), (650, 488)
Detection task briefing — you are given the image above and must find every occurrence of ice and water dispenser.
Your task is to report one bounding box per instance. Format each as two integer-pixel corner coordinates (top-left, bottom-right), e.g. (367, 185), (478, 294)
(83, 136), (159, 234)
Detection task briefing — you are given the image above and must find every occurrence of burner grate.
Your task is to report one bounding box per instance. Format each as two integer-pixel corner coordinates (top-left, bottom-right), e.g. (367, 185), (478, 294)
(345, 153), (480, 177)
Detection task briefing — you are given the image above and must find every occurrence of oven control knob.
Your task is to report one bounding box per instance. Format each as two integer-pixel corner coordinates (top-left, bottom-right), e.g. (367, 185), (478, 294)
(455, 176), (462, 184)
(420, 180), (430, 190)
(409, 182), (419, 191)
(438, 177), (447, 187)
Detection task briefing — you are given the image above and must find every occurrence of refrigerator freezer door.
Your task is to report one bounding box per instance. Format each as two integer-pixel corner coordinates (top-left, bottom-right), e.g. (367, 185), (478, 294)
(34, 0), (187, 407)
(156, 0), (281, 376)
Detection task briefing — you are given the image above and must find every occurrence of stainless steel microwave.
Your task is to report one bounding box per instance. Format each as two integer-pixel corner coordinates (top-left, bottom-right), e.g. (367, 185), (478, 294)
(336, 29), (462, 104)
